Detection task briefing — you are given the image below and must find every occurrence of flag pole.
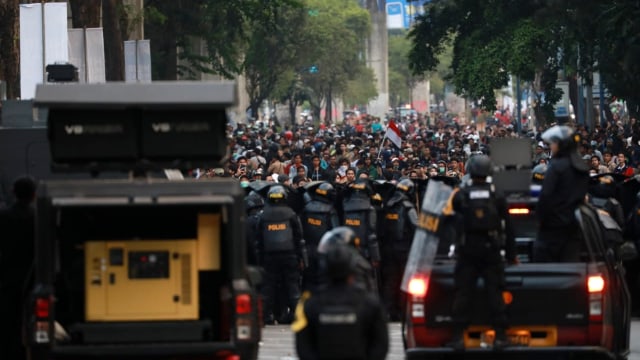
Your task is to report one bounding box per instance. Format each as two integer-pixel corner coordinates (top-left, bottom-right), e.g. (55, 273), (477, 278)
(377, 132), (387, 161)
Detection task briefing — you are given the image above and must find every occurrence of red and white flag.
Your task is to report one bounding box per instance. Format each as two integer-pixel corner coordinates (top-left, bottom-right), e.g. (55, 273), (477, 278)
(385, 120), (402, 148)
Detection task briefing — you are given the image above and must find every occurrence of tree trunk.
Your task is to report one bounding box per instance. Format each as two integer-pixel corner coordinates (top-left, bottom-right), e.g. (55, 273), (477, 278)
(102, 0), (124, 80)
(69, 0), (101, 28)
(0, 0), (20, 99)
(325, 88), (333, 124)
(288, 97), (297, 125)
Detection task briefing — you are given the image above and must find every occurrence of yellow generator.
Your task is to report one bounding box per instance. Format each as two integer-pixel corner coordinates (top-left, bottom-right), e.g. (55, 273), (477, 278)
(85, 214), (220, 322)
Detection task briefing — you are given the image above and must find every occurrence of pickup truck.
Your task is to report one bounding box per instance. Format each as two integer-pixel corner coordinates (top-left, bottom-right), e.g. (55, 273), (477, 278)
(25, 179), (261, 360)
(403, 197), (633, 360)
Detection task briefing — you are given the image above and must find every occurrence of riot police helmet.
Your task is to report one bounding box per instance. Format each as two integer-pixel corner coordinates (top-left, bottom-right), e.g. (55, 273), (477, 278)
(466, 154), (493, 178)
(396, 178), (415, 197)
(244, 191), (264, 212)
(323, 242), (357, 281)
(314, 182), (336, 203)
(317, 226), (360, 254)
(532, 163), (548, 184)
(267, 185), (288, 204)
(541, 125), (579, 154)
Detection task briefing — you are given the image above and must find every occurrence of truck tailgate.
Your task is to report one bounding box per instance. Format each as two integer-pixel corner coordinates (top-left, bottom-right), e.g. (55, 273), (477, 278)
(424, 263), (590, 327)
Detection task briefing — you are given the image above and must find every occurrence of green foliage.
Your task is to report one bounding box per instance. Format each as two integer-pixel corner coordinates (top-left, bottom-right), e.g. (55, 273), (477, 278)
(244, 3), (307, 116)
(296, 0), (374, 121)
(597, 1), (640, 116)
(408, 0), (640, 122)
(388, 31), (418, 106)
(343, 67), (378, 107)
(145, 0), (302, 79)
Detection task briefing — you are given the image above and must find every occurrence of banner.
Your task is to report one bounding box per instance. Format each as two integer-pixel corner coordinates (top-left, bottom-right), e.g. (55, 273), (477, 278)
(20, 2), (68, 99)
(68, 28), (106, 83)
(124, 40), (152, 83)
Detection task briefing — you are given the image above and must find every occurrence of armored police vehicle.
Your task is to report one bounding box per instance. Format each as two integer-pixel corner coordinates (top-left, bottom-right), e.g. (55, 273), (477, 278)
(24, 82), (261, 360)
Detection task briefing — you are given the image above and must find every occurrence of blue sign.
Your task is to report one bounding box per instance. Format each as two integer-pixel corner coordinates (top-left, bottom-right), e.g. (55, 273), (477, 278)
(388, 3), (402, 15)
(386, 0), (430, 29)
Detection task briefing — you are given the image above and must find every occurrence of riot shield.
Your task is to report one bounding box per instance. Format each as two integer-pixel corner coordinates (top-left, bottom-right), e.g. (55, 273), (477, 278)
(400, 179), (454, 292)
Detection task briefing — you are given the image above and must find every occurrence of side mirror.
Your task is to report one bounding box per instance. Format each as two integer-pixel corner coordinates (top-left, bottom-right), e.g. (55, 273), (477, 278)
(618, 241), (638, 262)
(247, 266), (263, 287)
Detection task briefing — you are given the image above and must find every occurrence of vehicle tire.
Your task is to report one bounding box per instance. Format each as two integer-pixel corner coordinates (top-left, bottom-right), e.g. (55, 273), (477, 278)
(237, 343), (259, 360)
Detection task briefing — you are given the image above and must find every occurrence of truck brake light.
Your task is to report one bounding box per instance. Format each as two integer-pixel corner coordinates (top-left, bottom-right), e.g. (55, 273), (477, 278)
(235, 294), (252, 315)
(588, 275), (605, 293)
(35, 297), (51, 319)
(408, 277), (429, 298)
(508, 208), (530, 215)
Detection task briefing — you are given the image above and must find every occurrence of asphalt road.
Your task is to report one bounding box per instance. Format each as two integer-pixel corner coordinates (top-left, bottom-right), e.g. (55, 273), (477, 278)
(259, 320), (640, 360)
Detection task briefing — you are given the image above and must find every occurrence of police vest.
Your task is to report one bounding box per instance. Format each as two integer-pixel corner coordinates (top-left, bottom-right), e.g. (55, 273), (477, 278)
(383, 198), (414, 252)
(343, 210), (368, 250)
(462, 184), (500, 233)
(302, 201), (335, 251)
(261, 207), (295, 253)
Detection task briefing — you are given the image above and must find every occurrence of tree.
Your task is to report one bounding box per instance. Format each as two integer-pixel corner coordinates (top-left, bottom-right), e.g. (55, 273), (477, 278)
(101, 0), (125, 81)
(274, 69), (310, 124)
(68, 0), (126, 81)
(69, 0), (101, 28)
(343, 67), (378, 108)
(297, 0), (373, 122)
(388, 31), (412, 107)
(597, 1), (640, 118)
(244, 2), (306, 120)
(407, 0), (586, 124)
(144, 0), (301, 81)
(0, 0), (19, 99)
(408, 0), (640, 125)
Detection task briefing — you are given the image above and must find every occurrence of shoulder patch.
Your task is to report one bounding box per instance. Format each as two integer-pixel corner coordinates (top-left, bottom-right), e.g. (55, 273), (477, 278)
(469, 190), (490, 199)
(291, 291), (312, 333)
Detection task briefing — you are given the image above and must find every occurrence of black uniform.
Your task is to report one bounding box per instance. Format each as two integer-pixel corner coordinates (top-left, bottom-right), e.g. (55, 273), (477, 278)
(535, 156), (589, 262)
(0, 200), (35, 360)
(246, 206), (262, 266)
(342, 191), (381, 264)
(301, 199), (340, 290)
(293, 285), (389, 360)
(450, 183), (516, 342)
(381, 191), (418, 320)
(256, 203), (306, 323)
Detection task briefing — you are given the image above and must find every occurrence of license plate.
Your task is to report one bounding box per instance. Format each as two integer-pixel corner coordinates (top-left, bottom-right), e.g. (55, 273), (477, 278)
(478, 329), (530, 347)
(507, 330), (530, 346)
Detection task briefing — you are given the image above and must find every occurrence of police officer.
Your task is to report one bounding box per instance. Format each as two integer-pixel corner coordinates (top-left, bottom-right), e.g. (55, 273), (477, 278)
(535, 126), (589, 262)
(448, 155), (517, 350)
(341, 179), (381, 267)
(381, 178), (418, 321)
(588, 175), (624, 227)
(0, 176), (36, 360)
(245, 191), (264, 266)
(300, 182), (340, 290)
(292, 241), (389, 360)
(317, 227), (377, 292)
(256, 185), (308, 324)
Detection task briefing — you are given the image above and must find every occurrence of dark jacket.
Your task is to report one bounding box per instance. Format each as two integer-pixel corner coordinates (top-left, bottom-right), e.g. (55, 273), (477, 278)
(538, 156), (590, 229)
(452, 185), (517, 262)
(0, 201), (35, 289)
(293, 284), (389, 360)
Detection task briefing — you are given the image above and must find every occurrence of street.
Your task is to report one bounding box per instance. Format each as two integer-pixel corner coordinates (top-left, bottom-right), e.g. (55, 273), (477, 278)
(259, 320), (640, 360)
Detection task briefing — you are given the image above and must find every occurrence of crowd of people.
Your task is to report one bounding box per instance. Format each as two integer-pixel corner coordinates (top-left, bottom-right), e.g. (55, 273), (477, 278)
(198, 113), (640, 187)
(211, 110), (640, 326)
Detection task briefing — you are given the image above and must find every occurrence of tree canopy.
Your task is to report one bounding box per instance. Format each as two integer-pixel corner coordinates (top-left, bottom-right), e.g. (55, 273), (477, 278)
(408, 0), (640, 123)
